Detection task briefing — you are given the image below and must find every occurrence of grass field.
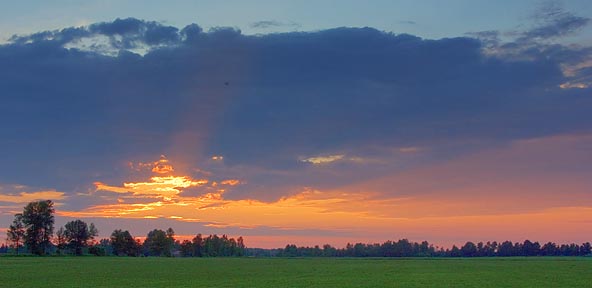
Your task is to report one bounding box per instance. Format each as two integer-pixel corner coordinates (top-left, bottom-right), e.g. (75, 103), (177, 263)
(1, 257), (591, 287)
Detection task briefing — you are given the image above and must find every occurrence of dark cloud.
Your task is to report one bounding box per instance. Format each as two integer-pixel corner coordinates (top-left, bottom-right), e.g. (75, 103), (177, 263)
(0, 18), (591, 199)
(10, 18), (180, 50)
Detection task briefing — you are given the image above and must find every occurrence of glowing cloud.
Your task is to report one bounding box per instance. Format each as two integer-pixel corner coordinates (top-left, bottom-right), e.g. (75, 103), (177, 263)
(152, 155), (174, 174)
(96, 156), (210, 198)
(220, 179), (241, 186)
(559, 82), (589, 89)
(96, 176), (208, 197)
(300, 154), (345, 164)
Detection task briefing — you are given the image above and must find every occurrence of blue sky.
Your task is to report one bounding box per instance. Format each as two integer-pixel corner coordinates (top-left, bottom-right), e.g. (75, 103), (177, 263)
(0, 0), (591, 247)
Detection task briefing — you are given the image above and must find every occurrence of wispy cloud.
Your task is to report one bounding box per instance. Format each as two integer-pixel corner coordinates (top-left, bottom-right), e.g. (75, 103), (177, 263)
(250, 20), (301, 29)
(397, 20), (416, 25)
(300, 154), (345, 165)
(523, 1), (590, 41)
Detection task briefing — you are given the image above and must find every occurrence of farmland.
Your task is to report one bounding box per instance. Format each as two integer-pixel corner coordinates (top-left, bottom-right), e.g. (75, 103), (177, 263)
(1, 257), (591, 287)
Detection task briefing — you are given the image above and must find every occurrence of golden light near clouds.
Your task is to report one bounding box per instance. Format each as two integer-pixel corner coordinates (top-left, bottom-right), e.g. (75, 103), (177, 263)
(152, 155), (174, 174)
(96, 176), (208, 197)
(58, 133), (592, 246)
(220, 179), (241, 186)
(128, 155), (175, 173)
(95, 155), (209, 197)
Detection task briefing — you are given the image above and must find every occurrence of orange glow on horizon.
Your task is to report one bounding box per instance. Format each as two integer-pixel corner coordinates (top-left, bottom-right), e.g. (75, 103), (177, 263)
(57, 134), (592, 248)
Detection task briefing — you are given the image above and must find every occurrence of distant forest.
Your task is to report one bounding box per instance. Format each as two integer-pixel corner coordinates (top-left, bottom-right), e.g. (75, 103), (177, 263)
(4, 200), (591, 257)
(252, 239), (592, 258)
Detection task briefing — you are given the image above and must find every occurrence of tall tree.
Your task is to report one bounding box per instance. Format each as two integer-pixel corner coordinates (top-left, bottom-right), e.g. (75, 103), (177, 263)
(144, 228), (174, 256)
(179, 240), (193, 257)
(192, 233), (203, 257)
(21, 200), (55, 255)
(110, 230), (140, 256)
(460, 242), (478, 257)
(236, 236), (246, 256)
(6, 214), (25, 255)
(88, 223), (98, 245)
(63, 219), (98, 255)
(55, 227), (67, 254)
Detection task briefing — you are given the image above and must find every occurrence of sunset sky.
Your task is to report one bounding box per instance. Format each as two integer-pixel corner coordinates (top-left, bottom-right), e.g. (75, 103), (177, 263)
(1, 0), (591, 248)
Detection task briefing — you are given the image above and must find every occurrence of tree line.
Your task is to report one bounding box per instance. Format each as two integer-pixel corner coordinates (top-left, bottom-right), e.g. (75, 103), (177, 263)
(253, 239), (592, 257)
(107, 229), (245, 257)
(4, 200), (591, 257)
(4, 200), (245, 257)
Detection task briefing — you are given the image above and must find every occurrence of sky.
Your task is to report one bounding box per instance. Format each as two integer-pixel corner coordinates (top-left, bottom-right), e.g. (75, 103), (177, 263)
(0, 0), (591, 248)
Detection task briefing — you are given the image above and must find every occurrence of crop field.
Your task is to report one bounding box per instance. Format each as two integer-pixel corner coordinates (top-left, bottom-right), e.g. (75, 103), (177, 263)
(1, 257), (591, 287)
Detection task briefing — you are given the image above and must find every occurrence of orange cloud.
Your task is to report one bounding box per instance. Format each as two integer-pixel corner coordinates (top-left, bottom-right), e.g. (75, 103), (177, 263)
(0, 189), (66, 203)
(220, 179), (241, 186)
(96, 176), (208, 197)
(59, 185), (592, 247)
(128, 155), (175, 174)
(152, 155), (174, 174)
(93, 155), (238, 201)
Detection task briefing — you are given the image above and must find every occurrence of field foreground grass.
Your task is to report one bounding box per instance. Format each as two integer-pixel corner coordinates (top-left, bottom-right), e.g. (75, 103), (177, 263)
(1, 257), (591, 287)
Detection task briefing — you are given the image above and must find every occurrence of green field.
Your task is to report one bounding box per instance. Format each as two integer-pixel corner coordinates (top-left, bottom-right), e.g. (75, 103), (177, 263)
(1, 257), (591, 287)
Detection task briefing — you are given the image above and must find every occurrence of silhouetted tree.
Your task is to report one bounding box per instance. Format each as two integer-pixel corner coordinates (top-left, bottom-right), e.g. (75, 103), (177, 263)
(580, 242), (591, 256)
(55, 227), (67, 254)
(461, 242), (478, 257)
(283, 244), (298, 257)
(394, 239), (413, 257)
(237, 236), (246, 256)
(144, 228), (174, 256)
(449, 245), (462, 257)
(21, 200), (55, 255)
(541, 242), (558, 256)
(481, 241), (497, 257)
(179, 240), (193, 257)
(497, 241), (514, 257)
(192, 234), (203, 257)
(323, 244), (337, 257)
(96, 238), (113, 255)
(166, 228), (175, 255)
(62, 219), (98, 255)
(521, 240), (540, 256)
(6, 214), (25, 255)
(110, 230), (140, 256)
